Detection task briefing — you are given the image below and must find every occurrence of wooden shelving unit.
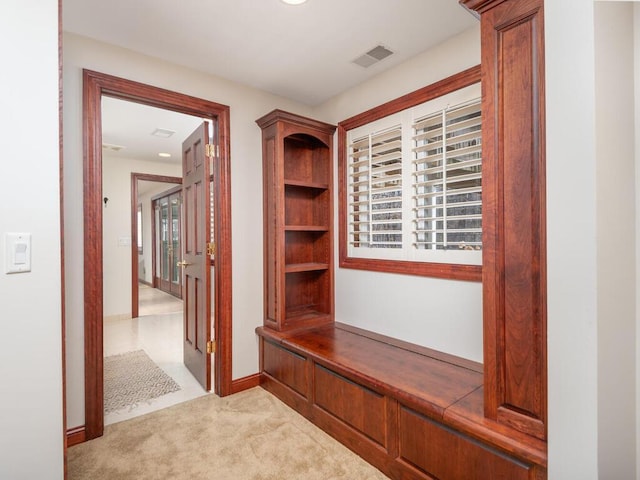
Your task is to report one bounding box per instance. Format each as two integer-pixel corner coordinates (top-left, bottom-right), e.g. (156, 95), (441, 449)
(256, 110), (336, 332)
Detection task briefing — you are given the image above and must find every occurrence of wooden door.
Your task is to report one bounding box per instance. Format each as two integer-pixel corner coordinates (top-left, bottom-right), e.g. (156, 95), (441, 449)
(181, 122), (212, 390)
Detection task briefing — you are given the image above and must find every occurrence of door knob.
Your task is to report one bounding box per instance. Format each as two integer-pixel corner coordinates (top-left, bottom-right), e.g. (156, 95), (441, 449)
(176, 260), (192, 268)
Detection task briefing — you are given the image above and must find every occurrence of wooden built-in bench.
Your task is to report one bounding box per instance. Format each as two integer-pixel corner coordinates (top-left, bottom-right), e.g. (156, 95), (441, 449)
(256, 323), (547, 480)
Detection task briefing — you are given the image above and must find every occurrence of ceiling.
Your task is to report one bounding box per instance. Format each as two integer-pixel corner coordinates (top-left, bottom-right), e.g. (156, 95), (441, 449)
(63, 0), (476, 106)
(102, 97), (204, 164)
(65, 0), (477, 164)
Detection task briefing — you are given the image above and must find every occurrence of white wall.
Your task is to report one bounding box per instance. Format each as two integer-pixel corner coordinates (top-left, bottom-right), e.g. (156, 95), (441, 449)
(63, 32), (314, 427)
(595, 3), (637, 478)
(313, 25), (483, 362)
(102, 155), (181, 317)
(0, 1), (64, 478)
(545, 0), (599, 478)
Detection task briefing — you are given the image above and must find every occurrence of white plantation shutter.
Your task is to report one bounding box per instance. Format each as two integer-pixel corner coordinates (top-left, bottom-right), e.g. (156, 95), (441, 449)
(412, 99), (482, 251)
(344, 84), (481, 265)
(348, 125), (403, 250)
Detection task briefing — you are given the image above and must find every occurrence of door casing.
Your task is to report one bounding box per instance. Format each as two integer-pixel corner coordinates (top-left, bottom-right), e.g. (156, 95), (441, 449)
(82, 69), (233, 440)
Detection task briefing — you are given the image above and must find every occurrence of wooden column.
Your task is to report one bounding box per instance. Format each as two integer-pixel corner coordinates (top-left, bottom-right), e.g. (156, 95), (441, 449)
(461, 0), (547, 440)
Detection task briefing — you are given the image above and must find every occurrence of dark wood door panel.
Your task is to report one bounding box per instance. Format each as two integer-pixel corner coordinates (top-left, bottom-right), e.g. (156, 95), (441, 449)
(182, 122), (211, 390)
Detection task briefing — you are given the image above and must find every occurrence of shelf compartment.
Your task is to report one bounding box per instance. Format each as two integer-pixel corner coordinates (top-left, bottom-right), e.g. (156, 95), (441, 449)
(285, 185), (330, 227)
(285, 231), (330, 266)
(284, 270), (331, 326)
(284, 134), (331, 185)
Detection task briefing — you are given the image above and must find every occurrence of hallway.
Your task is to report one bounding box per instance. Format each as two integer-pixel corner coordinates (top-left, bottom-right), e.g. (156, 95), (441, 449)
(103, 285), (208, 425)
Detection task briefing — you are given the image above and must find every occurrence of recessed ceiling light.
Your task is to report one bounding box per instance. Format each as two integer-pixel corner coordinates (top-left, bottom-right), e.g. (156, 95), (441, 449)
(158, 152), (172, 158)
(281, 0), (307, 5)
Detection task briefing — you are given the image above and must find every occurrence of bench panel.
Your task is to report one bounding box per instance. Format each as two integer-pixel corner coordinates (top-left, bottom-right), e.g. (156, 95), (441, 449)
(263, 340), (308, 397)
(314, 364), (386, 446)
(399, 406), (532, 480)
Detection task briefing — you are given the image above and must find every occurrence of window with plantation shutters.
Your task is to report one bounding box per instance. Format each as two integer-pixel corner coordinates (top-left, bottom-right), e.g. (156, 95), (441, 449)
(339, 70), (482, 279)
(349, 125), (403, 251)
(412, 99), (482, 253)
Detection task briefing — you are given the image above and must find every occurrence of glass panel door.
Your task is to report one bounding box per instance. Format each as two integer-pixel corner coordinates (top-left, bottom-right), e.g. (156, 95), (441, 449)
(170, 192), (182, 296)
(153, 188), (183, 298)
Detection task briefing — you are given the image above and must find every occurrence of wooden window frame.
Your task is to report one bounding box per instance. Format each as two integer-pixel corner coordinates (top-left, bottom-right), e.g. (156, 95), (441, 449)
(338, 66), (482, 281)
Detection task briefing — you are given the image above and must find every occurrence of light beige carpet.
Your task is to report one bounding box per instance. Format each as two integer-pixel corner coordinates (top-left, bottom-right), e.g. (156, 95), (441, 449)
(68, 387), (390, 480)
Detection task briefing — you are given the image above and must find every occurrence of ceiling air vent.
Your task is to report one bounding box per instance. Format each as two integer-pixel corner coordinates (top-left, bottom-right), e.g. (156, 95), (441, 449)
(151, 128), (176, 138)
(352, 45), (394, 68)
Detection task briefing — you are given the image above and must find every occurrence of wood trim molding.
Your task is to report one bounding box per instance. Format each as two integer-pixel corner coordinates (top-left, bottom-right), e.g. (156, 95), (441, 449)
(338, 65), (481, 130)
(130, 173), (182, 319)
(337, 66), (482, 281)
(58, 1), (67, 476)
(83, 70), (104, 441)
(230, 373), (261, 394)
(82, 69), (233, 440)
(66, 426), (86, 448)
(478, 0), (547, 441)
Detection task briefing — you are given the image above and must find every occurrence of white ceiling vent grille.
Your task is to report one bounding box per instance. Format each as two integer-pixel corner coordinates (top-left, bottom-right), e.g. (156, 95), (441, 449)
(151, 128), (176, 138)
(352, 45), (394, 68)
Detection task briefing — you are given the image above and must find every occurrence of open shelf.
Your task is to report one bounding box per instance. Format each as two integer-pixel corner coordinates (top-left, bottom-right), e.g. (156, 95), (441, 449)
(285, 231), (329, 266)
(285, 185), (330, 228)
(285, 225), (329, 232)
(284, 179), (329, 190)
(257, 109), (336, 332)
(283, 134), (330, 185)
(285, 263), (330, 273)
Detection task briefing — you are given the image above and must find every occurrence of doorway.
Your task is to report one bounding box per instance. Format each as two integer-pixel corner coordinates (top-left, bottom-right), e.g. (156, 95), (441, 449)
(131, 174), (183, 319)
(83, 70), (233, 440)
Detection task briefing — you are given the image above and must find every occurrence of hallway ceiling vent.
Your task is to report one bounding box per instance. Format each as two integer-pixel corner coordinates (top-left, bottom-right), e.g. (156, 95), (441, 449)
(352, 45), (394, 68)
(151, 128), (176, 138)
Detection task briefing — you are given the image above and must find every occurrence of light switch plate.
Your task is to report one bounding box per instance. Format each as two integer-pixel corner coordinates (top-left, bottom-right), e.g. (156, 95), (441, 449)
(5, 232), (31, 274)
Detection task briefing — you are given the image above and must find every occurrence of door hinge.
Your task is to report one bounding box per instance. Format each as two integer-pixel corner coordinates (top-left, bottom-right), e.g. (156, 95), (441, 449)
(205, 144), (218, 158)
(207, 340), (216, 355)
(207, 242), (216, 256)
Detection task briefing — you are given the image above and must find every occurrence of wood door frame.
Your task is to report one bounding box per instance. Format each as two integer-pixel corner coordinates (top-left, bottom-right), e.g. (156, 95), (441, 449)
(131, 173), (182, 319)
(83, 69), (233, 440)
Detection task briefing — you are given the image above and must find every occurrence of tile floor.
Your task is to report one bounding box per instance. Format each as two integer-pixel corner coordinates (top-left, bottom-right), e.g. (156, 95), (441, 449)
(103, 285), (208, 425)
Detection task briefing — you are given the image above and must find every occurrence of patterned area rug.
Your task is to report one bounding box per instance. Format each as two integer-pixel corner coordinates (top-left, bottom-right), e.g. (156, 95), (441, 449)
(104, 350), (181, 414)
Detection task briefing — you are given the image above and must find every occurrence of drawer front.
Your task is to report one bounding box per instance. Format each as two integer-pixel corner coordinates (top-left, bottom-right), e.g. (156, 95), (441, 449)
(263, 341), (308, 397)
(314, 364), (386, 446)
(399, 406), (531, 480)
